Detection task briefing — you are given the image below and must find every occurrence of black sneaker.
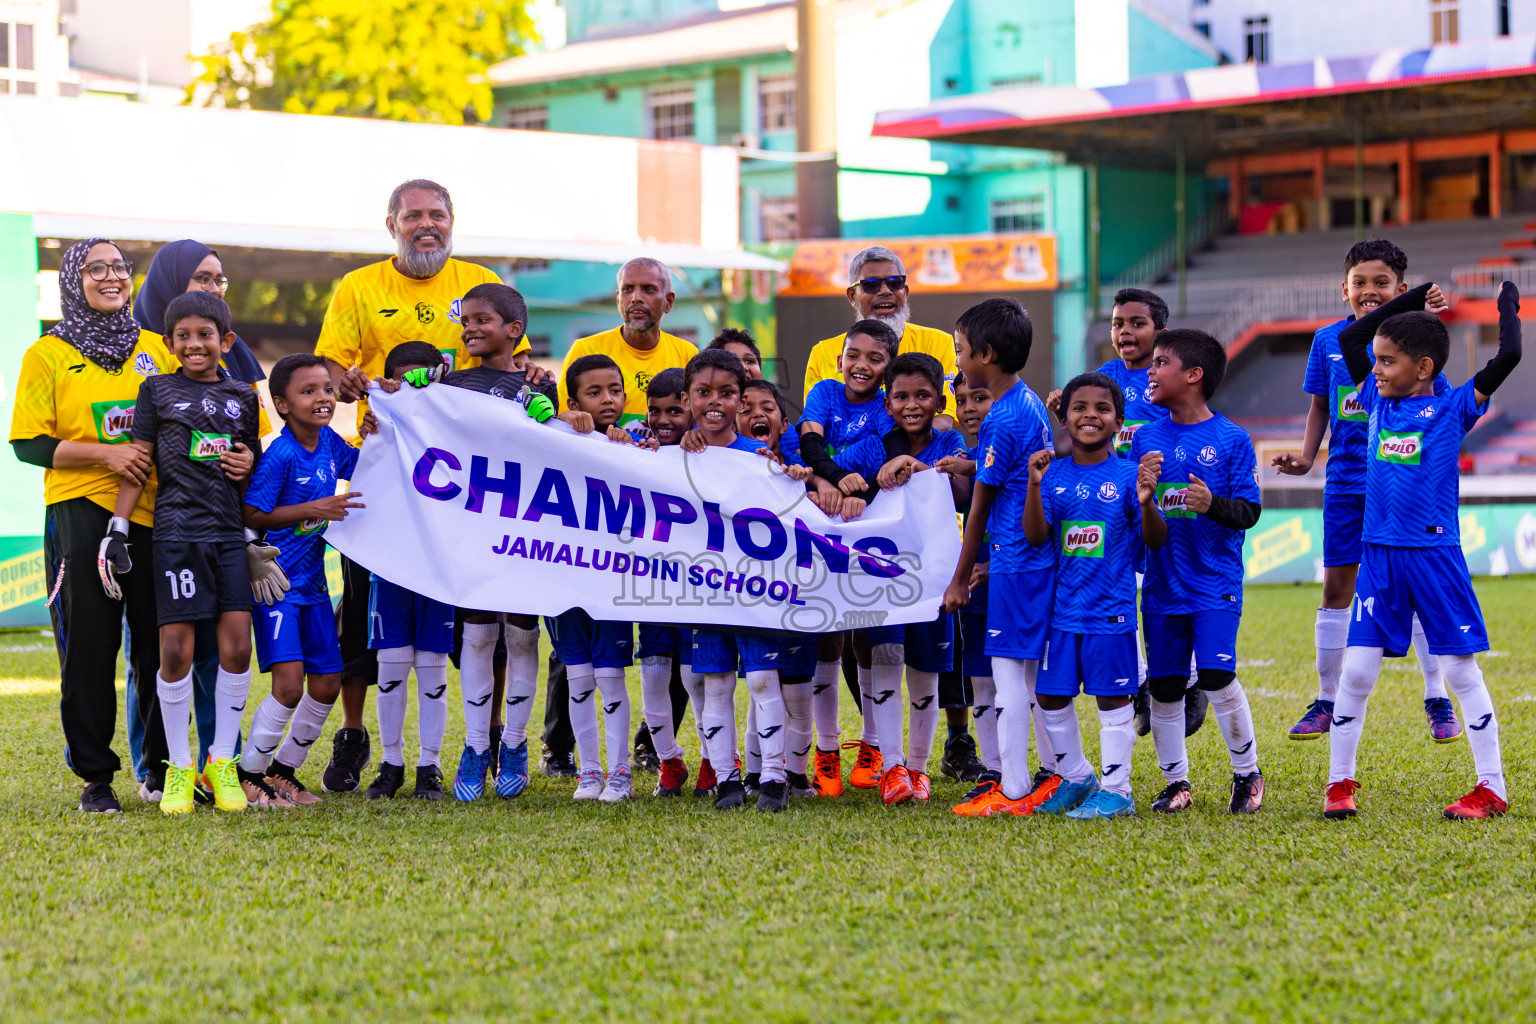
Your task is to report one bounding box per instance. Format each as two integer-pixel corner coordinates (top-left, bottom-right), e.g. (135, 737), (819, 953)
(1031, 766), (1056, 790)
(138, 767), (165, 803)
(1133, 682), (1151, 737)
(489, 724), (504, 780)
(1151, 779), (1193, 814)
(756, 780), (789, 813)
(1230, 771), (1265, 814)
(714, 779), (746, 810)
(414, 764), (445, 800)
(786, 771), (816, 798)
(367, 762), (405, 800)
(79, 781), (121, 814)
(323, 727), (371, 793)
(743, 771), (761, 796)
(540, 746), (578, 779)
(631, 726), (660, 774)
(1184, 684), (1209, 737)
(940, 732), (986, 781)
(193, 773), (214, 804)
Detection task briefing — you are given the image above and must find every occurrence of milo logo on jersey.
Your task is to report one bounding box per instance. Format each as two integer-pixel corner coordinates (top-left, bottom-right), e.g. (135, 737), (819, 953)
(1114, 420), (1148, 453)
(1061, 520), (1106, 557)
(1154, 482), (1197, 518)
(1336, 384), (1367, 423)
(1376, 430), (1423, 465)
(189, 431), (233, 461)
(91, 401), (135, 444)
(437, 349), (458, 372)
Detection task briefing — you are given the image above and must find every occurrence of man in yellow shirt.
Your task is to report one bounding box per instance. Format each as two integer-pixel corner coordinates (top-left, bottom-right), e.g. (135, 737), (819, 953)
(557, 258), (698, 427)
(800, 245), (958, 400)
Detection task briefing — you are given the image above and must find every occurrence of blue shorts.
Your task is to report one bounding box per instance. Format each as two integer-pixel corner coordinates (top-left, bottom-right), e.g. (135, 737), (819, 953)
(985, 569), (1054, 661)
(368, 577), (454, 654)
(868, 613), (956, 673)
(1143, 608), (1241, 677)
(960, 583), (990, 676)
(780, 633), (818, 682)
(254, 595), (344, 675)
(545, 609), (633, 668)
(1349, 543), (1488, 658)
(1323, 489), (1365, 567)
(1038, 629), (1139, 697)
(689, 629), (781, 675)
(637, 622), (688, 663)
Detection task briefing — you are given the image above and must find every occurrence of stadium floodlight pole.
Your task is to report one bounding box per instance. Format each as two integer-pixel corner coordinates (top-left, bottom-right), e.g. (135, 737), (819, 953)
(795, 0), (839, 239)
(1088, 156), (1101, 321)
(1175, 133), (1187, 318)
(1354, 118), (1365, 243)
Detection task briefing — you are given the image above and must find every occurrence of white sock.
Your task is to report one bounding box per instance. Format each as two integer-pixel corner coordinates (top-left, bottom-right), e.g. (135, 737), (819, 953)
(1413, 614), (1447, 700)
(680, 667), (708, 757)
(1208, 679), (1259, 774)
(971, 675), (999, 772)
(567, 663), (601, 772)
(992, 657), (1037, 800)
(503, 624), (539, 749)
(244, 694), (295, 773)
(812, 660), (841, 750)
(906, 669), (940, 772)
(1026, 666), (1056, 772)
(415, 651), (448, 768)
(745, 698), (762, 774)
(1316, 606), (1349, 702)
(1150, 697), (1187, 783)
(747, 669), (786, 784)
(1098, 703), (1135, 797)
(376, 645), (413, 767)
(1329, 646), (1381, 784)
(702, 672), (739, 781)
(460, 620), (500, 755)
(782, 681), (813, 775)
(157, 670), (194, 768)
(858, 663), (877, 745)
(869, 645), (905, 770)
(211, 667), (250, 760)
(594, 666), (630, 774)
(1041, 703), (1093, 783)
(1442, 654), (1505, 800)
(276, 693), (333, 770)
(640, 657), (683, 760)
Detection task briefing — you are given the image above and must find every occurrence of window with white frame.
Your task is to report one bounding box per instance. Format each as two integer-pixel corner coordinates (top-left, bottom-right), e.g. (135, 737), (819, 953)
(990, 195), (1047, 233)
(1431, 0), (1459, 43)
(505, 103), (549, 131)
(759, 195), (798, 242)
(648, 84), (696, 141)
(758, 74), (796, 133)
(1244, 15), (1270, 64)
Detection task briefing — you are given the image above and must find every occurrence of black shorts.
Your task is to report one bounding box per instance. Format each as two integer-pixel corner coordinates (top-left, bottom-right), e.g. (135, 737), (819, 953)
(338, 554), (378, 682)
(943, 622), (975, 708)
(152, 540), (249, 626)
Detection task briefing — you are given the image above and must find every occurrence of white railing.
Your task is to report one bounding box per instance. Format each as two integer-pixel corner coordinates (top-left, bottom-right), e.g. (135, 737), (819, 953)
(1450, 262), (1536, 298)
(1205, 276), (1354, 346)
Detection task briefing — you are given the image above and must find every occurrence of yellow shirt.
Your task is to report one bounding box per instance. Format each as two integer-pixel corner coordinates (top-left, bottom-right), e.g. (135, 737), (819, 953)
(558, 326), (698, 425)
(802, 322), (958, 400)
(10, 331), (178, 527)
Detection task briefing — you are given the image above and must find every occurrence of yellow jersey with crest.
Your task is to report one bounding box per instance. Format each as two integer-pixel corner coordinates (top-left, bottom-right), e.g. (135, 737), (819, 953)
(10, 331), (178, 526)
(557, 326), (698, 426)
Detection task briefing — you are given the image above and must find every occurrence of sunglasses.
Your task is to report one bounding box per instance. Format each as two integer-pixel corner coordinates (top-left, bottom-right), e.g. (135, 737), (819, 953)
(856, 275), (906, 294)
(81, 260), (133, 282)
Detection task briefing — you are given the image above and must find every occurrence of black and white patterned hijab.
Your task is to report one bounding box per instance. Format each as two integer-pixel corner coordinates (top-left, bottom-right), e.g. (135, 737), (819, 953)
(45, 238), (143, 372)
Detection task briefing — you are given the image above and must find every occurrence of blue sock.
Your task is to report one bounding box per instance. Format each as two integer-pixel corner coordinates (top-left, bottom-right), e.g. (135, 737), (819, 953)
(948, 721), (968, 741)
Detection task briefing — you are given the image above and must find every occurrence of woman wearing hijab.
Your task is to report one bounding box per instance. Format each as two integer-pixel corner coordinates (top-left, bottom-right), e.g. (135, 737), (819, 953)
(9, 238), (179, 814)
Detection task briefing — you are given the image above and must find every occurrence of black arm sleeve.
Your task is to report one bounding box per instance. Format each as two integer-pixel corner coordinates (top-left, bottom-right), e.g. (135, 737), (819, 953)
(1474, 282), (1523, 396)
(1337, 282), (1433, 385)
(11, 435), (61, 468)
(798, 430), (847, 485)
(1204, 495), (1262, 532)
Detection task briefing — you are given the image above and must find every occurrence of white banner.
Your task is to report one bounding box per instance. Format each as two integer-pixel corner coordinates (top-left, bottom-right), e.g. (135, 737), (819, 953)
(325, 384), (962, 632)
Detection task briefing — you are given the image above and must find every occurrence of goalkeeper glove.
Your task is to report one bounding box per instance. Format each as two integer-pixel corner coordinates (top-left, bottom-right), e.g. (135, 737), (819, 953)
(403, 364), (445, 388)
(97, 516), (131, 601)
(518, 386), (555, 423)
(245, 528), (291, 605)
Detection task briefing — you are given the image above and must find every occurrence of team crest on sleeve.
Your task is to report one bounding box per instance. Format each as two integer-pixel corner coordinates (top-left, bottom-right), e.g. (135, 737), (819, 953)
(133, 351), (159, 377)
(983, 446), (996, 468)
(224, 398), (243, 418)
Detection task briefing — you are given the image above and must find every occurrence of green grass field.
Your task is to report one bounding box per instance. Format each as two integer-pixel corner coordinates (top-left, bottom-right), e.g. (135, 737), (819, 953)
(3, 579), (1536, 1022)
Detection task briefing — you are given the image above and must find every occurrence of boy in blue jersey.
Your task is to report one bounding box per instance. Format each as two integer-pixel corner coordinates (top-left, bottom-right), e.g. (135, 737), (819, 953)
(942, 298), (1062, 818)
(1024, 372), (1167, 818)
(1048, 287), (1170, 455)
(1130, 329), (1266, 814)
(241, 354), (363, 807)
(833, 353), (970, 806)
(1272, 240), (1460, 743)
(1325, 282), (1521, 820)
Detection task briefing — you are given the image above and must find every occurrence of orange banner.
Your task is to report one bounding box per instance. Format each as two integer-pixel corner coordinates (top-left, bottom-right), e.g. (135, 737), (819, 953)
(780, 234), (1058, 296)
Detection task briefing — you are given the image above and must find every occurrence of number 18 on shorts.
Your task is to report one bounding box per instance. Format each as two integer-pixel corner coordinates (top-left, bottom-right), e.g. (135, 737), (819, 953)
(151, 541), (251, 626)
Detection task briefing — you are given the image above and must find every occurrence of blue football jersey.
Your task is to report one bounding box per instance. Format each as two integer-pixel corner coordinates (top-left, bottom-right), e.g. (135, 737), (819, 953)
(1038, 457), (1142, 634)
(968, 441), (990, 566)
(243, 425), (359, 605)
(1359, 376), (1485, 548)
(975, 380), (1056, 574)
(799, 379), (895, 454)
(834, 429), (967, 481)
(1096, 359), (1169, 455)
(1130, 413), (1259, 614)
(725, 432), (767, 453)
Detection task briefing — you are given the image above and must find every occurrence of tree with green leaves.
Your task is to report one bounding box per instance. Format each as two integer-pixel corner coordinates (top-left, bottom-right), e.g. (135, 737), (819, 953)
(190, 0), (536, 125)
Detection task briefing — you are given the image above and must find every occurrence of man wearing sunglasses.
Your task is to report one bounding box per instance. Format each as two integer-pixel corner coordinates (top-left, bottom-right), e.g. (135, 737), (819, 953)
(800, 246), (958, 401)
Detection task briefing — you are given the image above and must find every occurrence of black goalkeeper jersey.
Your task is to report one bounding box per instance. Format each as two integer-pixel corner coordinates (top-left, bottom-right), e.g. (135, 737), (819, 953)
(132, 370), (262, 542)
(441, 366), (557, 403)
